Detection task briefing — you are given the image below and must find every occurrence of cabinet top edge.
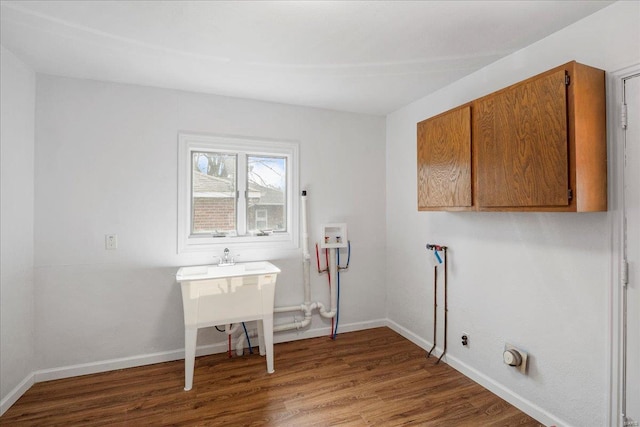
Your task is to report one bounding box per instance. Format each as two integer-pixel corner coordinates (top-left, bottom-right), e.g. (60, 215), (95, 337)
(417, 103), (471, 126)
(472, 60), (604, 104)
(417, 60), (605, 126)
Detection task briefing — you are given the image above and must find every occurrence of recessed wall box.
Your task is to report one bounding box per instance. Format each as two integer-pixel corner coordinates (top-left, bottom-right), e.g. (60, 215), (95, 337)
(320, 223), (348, 248)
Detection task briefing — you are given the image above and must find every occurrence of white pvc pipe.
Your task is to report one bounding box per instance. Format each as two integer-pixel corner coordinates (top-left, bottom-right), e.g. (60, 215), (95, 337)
(274, 304), (306, 314)
(241, 190), (337, 341)
(226, 324), (241, 335)
(318, 248), (337, 318)
(236, 302), (316, 354)
(301, 191), (311, 305)
(236, 328), (257, 355)
(301, 191), (310, 260)
(303, 260), (311, 306)
(273, 302), (315, 332)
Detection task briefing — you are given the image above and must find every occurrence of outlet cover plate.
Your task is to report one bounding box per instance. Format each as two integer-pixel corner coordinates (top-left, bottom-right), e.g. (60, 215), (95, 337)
(461, 332), (469, 347)
(105, 234), (118, 250)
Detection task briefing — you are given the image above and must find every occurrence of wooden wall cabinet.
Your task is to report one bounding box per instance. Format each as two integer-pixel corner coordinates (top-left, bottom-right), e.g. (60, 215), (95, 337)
(417, 105), (472, 210)
(417, 61), (607, 212)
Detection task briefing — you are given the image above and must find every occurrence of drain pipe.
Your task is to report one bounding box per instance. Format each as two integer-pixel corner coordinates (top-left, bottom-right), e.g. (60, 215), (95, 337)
(268, 190), (315, 323)
(318, 249), (338, 318)
(277, 190), (337, 324)
(301, 190), (311, 306)
(273, 303), (315, 332)
(234, 190), (338, 353)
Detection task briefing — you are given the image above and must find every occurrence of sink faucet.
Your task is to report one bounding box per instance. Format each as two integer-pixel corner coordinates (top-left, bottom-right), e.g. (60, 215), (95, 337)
(219, 248), (235, 266)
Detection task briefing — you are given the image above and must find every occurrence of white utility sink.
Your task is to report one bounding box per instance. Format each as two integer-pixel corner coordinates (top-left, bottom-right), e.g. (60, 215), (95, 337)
(176, 261), (280, 281)
(176, 261), (281, 391)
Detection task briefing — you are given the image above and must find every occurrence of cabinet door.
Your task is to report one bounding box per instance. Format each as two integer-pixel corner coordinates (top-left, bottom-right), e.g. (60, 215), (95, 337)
(417, 105), (471, 209)
(475, 69), (569, 207)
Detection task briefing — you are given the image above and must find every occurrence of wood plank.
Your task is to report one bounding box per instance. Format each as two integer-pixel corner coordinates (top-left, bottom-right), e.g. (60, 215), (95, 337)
(0, 328), (542, 426)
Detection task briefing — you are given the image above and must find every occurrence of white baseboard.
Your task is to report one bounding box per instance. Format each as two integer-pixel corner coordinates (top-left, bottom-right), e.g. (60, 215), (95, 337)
(33, 343), (227, 383)
(445, 354), (570, 427)
(274, 318), (387, 343)
(0, 319), (386, 416)
(0, 373), (34, 416)
(386, 319), (442, 356)
(3, 319), (565, 426)
(25, 319), (388, 385)
(386, 319), (570, 427)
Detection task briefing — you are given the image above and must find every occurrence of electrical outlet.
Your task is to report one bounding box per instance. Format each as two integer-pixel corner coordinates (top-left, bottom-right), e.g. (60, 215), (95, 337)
(105, 234), (118, 250)
(461, 332), (469, 347)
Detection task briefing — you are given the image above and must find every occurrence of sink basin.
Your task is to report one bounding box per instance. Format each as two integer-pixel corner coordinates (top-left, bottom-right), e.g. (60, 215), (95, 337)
(176, 261), (281, 282)
(176, 261), (281, 391)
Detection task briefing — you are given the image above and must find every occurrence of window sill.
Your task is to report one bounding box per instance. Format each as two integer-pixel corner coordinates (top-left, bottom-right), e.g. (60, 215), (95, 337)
(178, 233), (297, 254)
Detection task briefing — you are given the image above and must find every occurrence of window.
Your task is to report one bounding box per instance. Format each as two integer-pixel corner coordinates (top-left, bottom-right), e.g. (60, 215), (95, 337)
(178, 133), (299, 253)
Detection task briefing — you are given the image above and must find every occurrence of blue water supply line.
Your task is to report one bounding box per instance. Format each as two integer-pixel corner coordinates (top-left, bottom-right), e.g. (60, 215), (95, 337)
(332, 241), (351, 339)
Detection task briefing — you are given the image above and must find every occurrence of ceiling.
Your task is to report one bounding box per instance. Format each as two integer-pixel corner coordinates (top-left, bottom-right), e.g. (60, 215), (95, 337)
(0, 0), (614, 115)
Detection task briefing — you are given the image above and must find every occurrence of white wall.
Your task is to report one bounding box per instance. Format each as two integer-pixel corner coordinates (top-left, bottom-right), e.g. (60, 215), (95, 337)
(33, 75), (387, 372)
(385, 2), (640, 426)
(5, 2), (637, 424)
(0, 46), (36, 410)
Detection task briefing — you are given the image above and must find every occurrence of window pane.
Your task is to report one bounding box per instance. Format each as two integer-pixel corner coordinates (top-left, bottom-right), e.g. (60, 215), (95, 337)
(191, 152), (236, 235)
(247, 155), (286, 234)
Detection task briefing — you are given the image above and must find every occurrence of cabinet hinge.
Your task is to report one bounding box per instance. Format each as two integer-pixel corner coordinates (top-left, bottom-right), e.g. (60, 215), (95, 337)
(568, 188), (573, 201)
(565, 74), (570, 86)
(622, 103), (628, 129)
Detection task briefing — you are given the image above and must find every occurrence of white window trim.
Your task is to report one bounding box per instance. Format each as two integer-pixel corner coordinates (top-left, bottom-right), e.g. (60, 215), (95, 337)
(178, 132), (299, 253)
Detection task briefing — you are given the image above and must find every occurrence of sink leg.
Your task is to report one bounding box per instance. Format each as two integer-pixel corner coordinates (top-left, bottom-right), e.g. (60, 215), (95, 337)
(184, 326), (197, 391)
(256, 319), (266, 356)
(262, 315), (275, 374)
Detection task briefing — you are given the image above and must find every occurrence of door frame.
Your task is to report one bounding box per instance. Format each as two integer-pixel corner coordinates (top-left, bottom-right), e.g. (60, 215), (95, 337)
(608, 62), (640, 427)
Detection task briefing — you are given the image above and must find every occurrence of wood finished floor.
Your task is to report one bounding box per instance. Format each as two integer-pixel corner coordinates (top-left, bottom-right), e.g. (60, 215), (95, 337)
(1, 327), (542, 426)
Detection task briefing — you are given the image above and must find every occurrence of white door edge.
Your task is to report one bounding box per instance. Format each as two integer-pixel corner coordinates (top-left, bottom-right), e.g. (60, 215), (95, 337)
(608, 62), (640, 427)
